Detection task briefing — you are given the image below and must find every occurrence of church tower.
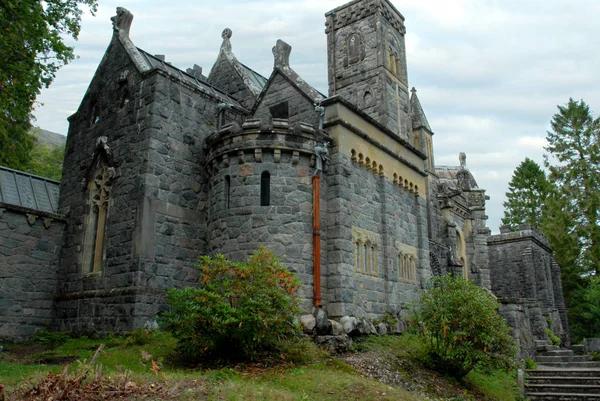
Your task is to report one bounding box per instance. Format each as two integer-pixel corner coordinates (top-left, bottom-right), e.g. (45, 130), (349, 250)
(325, 0), (411, 141)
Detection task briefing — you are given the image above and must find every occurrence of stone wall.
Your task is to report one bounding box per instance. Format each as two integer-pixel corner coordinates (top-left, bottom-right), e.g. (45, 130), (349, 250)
(324, 151), (430, 319)
(488, 229), (570, 349)
(205, 120), (325, 312)
(253, 72), (319, 127)
(0, 206), (65, 341)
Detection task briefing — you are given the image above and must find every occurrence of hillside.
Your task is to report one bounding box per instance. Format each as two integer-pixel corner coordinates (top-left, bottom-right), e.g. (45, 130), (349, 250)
(32, 128), (66, 148)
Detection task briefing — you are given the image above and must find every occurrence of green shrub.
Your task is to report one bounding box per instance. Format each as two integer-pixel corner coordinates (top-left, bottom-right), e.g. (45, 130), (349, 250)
(525, 357), (537, 370)
(546, 329), (561, 346)
(159, 248), (301, 362)
(33, 330), (69, 352)
(409, 274), (518, 379)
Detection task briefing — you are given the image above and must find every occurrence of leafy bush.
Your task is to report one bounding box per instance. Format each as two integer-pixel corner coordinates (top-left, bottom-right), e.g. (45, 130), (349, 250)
(409, 274), (518, 379)
(525, 357), (537, 370)
(545, 328), (561, 346)
(159, 248), (301, 362)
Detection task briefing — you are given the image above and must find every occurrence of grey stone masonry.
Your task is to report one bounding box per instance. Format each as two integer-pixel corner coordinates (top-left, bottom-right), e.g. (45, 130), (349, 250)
(489, 229), (570, 351)
(0, 206), (65, 341)
(326, 0), (411, 140)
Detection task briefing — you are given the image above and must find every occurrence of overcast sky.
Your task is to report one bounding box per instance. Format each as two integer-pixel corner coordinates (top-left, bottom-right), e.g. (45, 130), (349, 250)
(33, 0), (600, 233)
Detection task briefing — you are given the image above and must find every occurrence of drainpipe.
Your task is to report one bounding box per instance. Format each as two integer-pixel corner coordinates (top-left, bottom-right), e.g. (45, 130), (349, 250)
(313, 174), (322, 308)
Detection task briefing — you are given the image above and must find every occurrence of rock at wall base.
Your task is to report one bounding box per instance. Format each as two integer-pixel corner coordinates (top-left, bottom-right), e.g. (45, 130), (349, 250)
(314, 335), (352, 354)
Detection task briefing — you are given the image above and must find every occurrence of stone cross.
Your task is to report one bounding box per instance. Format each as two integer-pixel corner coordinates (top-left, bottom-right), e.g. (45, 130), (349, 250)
(220, 28), (233, 54)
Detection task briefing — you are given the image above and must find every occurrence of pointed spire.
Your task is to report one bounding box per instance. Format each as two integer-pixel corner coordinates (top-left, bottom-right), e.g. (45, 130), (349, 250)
(410, 87), (432, 132)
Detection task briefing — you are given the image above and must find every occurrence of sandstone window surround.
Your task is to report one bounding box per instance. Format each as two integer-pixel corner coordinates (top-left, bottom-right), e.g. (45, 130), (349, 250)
(82, 167), (113, 274)
(352, 226), (381, 276)
(395, 241), (418, 283)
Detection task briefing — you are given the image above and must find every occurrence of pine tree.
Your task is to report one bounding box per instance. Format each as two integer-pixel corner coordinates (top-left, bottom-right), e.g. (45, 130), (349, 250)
(501, 158), (551, 231)
(544, 98), (600, 276)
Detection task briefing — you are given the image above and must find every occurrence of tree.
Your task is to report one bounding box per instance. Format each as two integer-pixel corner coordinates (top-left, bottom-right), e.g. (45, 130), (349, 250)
(0, 0), (97, 169)
(501, 157), (552, 231)
(544, 98), (600, 276)
(410, 274), (517, 379)
(26, 143), (65, 180)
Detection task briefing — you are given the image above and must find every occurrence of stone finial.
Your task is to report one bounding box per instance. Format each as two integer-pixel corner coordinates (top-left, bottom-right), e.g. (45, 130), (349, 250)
(111, 7), (133, 36)
(459, 152), (467, 168)
(273, 39), (292, 68)
(220, 28), (233, 53)
(411, 87), (417, 95)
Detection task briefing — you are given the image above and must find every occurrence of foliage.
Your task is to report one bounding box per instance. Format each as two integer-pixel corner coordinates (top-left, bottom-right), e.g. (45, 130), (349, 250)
(25, 142), (65, 180)
(160, 248), (301, 362)
(570, 275), (600, 341)
(524, 357), (537, 370)
(545, 328), (561, 346)
(544, 98), (600, 276)
(501, 157), (551, 231)
(33, 330), (70, 352)
(0, 0), (96, 170)
(409, 274), (518, 379)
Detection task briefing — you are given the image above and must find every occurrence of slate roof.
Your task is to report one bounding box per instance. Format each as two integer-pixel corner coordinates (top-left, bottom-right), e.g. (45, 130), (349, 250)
(240, 63), (268, 92)
(136, 49), (244, 108)
(0, 166), (61, 213)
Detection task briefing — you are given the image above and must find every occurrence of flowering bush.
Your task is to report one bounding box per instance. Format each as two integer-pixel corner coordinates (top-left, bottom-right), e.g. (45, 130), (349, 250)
(160, 248), (301, 361)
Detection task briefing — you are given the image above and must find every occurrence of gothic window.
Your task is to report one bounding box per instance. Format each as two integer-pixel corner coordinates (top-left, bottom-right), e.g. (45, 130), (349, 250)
(260, 171), (271, 206)
(355, 241), (361, 269)
(83, 167), (113, 273)
(225, 175), (231, 209)
(363, 243), (368, 271)
(363, 91), (373, 108)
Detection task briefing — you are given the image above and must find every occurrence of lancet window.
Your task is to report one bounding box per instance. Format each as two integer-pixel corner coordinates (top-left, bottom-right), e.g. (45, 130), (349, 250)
(83, 167), (113, 273)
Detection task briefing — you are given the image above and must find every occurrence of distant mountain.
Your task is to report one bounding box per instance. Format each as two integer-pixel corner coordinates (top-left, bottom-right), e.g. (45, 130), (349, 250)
(32, 128), (67, 148)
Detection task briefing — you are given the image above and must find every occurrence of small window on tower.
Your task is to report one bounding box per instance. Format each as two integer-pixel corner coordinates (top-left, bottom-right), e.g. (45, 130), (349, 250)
(269, 102), (289, 119)
(260, 171), (271, 206)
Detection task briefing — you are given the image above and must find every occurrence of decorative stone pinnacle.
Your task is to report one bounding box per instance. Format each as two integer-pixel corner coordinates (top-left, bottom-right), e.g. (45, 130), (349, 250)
(273, 39), (292, 68)
(220, 28), (233, 53)
(411, 87), (417, 94)
(111, 7), (133, 36)
(459, 152), (467, 168)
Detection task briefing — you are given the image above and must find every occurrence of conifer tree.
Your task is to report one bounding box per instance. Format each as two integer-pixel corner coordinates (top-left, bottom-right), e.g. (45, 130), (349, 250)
(501, 158), (551, 231)
(544, 98), (600, 276)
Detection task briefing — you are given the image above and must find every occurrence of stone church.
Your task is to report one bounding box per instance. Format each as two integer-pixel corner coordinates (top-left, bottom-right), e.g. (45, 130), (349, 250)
(0, 0), (569, 355)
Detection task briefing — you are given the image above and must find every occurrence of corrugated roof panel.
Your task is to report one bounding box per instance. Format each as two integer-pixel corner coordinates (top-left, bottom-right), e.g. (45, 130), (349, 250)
(0, 166), (61, 214)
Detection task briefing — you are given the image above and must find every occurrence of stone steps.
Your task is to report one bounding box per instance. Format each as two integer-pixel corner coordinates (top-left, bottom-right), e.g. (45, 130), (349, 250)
(525, 369), (600, 401)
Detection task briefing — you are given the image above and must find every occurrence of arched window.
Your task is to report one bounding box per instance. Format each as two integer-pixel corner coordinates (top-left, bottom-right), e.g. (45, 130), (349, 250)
(83, 167), (113, 273)
(225, 175), (231, 209)
(363, 243), (368, 271)
(370, 245), (375, 272)
(355, 241), (361, 269)
(260, 171), (270, 206)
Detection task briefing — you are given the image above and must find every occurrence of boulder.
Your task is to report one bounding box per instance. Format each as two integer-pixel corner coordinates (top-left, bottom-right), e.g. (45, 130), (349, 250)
(339, 316), (358, 335)
(376, 322), (388, 335)
(300, 314), (316, 335)
(329, 319), (344, 336)
(584, 338), (600, 353)
(314, 308), (330, 335)
(314, 335), (352, 354)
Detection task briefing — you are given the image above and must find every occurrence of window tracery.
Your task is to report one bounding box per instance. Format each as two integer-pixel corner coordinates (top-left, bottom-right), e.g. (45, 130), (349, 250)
(83, 167), (114, 273)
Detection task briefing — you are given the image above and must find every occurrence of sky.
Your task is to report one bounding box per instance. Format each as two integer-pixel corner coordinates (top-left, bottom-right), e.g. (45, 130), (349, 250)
(33, 0), (600, 233)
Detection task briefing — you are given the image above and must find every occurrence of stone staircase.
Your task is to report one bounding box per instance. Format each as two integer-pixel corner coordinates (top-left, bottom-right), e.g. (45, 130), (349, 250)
(525, 340), (600, 400)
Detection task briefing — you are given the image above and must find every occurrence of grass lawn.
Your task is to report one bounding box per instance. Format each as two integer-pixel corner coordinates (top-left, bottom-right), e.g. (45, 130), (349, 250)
(0, 331), (522, 401)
